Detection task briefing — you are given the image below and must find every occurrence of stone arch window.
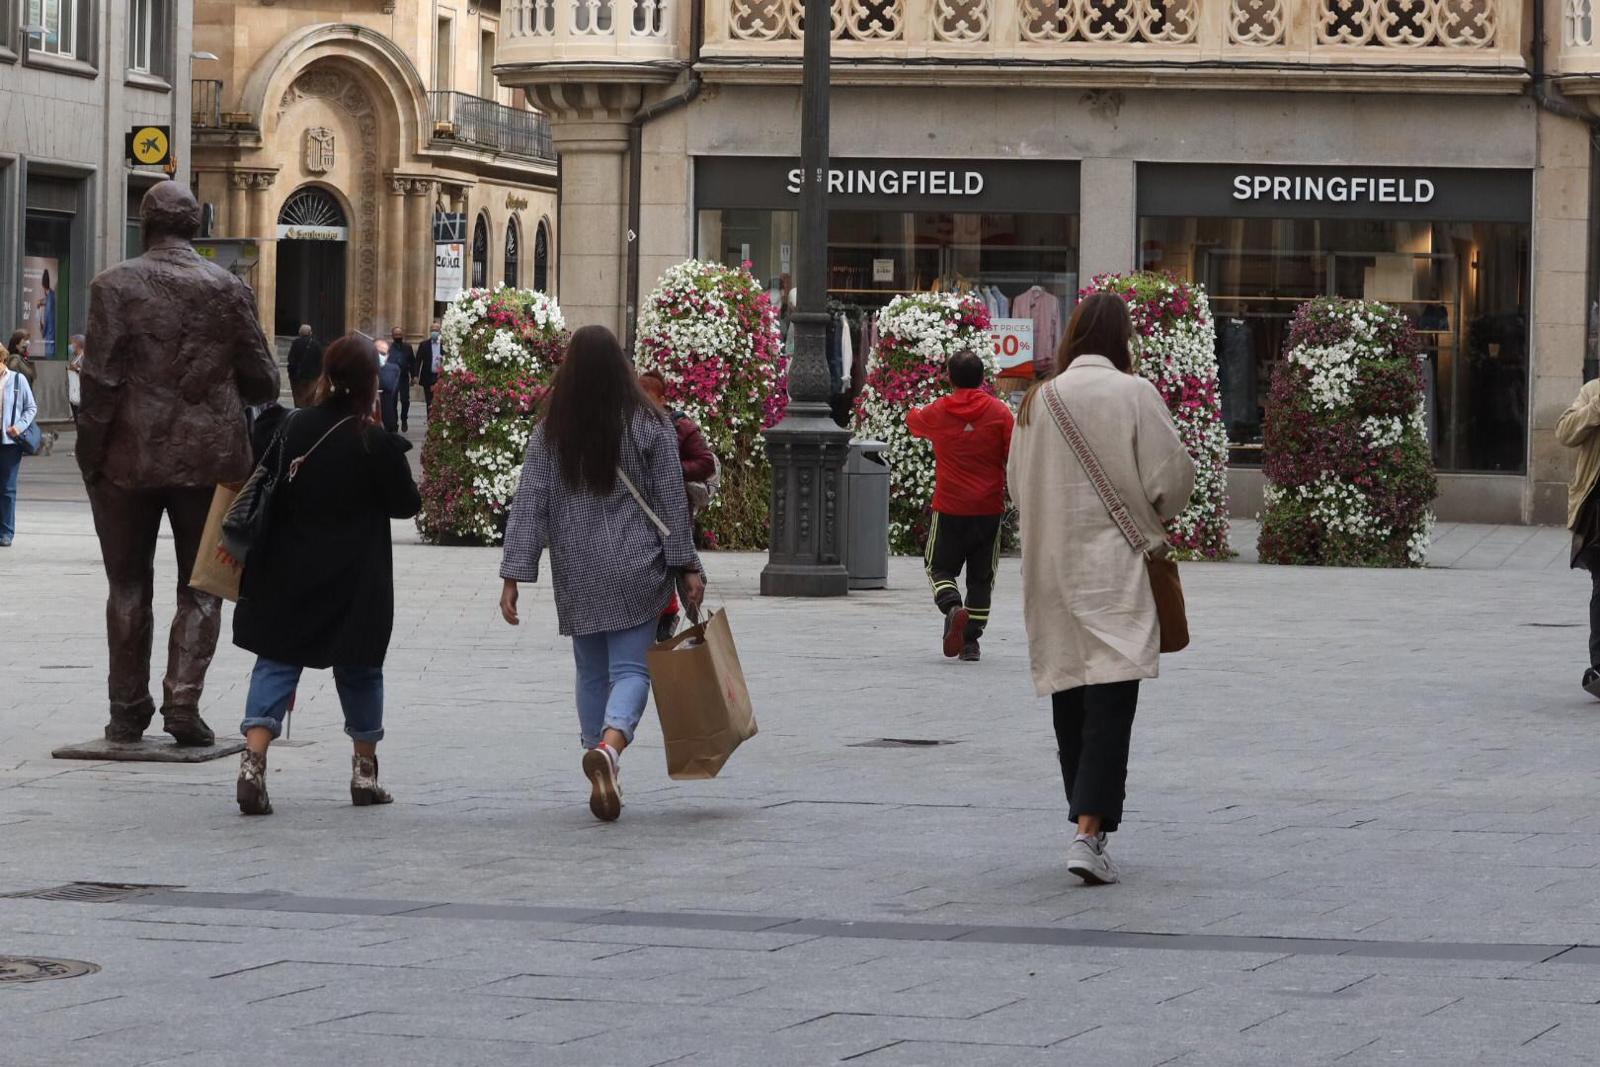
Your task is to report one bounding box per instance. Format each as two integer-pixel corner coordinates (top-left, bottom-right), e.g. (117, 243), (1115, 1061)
(505, 216), (521, 289)
(471, 212), (490, 289)
(278, 186), (348, 232)
(534, 219), (551, 293)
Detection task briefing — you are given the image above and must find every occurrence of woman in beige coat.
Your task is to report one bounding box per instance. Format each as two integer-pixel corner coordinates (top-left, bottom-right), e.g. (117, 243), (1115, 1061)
(1007, 293), (1196, 886)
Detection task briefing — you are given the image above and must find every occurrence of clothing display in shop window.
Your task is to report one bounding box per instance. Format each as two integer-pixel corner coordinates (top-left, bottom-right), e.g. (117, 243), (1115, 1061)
(1467, 312), (1528, 472)
(1012, 286), (1060, 380)
(839, 316), (853, 393)
(826, 316), (845, 397)
(1214, 318), (1257, 436)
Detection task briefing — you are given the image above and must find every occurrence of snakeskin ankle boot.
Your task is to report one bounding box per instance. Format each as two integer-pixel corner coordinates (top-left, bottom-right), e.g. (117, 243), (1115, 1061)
(236, 750), (272, 816)
(350, 754), (394, 807)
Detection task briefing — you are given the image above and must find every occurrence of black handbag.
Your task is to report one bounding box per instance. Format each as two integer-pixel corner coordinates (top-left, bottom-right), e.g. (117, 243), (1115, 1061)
(220, 413), (354, 563)
(7, 375), (42, 456)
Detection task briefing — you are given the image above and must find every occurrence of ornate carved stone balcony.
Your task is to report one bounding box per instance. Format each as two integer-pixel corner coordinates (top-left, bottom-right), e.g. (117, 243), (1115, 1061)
(705, 0), (1523, 88)
(500, 0), (1527, 93)
(1559, 0), (1600, 94)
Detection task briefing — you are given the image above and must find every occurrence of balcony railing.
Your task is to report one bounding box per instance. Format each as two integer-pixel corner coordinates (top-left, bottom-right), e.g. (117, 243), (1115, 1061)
(192, 78), (223, 128)
(706, 0), (1519, 60)
(504, 0), (679, 62)
(428, 91), (556, 163)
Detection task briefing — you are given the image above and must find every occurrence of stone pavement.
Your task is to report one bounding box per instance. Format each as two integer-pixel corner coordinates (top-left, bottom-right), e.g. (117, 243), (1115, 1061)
(4, 436), (1600, 1065)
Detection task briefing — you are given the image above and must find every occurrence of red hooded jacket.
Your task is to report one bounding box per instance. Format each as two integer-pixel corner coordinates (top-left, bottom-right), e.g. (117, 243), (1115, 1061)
(907, 388), (1015, 516)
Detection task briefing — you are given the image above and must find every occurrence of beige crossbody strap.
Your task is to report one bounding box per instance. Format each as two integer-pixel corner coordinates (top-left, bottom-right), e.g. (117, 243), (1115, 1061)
(618, 468), (670, 537)
(1040, 380), (1150, 554)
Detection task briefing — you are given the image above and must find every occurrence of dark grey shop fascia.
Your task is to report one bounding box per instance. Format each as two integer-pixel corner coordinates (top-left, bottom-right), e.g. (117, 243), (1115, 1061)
(1139, 163), (1532, 224)
(695, 157), (1081, 214)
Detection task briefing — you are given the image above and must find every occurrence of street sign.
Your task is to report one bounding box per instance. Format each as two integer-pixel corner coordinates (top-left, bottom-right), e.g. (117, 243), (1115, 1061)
(127, 125), (171, 167)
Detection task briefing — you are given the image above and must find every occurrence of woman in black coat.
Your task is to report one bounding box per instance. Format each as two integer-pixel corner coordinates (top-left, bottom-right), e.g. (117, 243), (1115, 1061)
(232, 333), (422, 816)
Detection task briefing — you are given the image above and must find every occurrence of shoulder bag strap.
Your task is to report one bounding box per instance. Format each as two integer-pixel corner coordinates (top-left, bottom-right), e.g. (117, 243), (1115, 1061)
(285, 415), (355, 482)
(618, 467), (670, 538)
(1040, 379), (1150, 554)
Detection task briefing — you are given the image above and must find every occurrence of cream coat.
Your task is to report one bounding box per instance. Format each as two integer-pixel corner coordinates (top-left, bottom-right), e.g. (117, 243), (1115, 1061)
(1007, 357), (1197, 696)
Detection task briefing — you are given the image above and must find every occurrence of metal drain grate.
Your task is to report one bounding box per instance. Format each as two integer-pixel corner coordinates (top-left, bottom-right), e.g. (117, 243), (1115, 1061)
(0, 956), (101, 983)
(849, 738), (962, 748)
(1, 882), (172, 903)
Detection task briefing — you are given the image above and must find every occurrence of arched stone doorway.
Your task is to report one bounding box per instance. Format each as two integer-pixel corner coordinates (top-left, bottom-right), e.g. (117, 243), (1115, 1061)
(505, 216), (521, 289)
(275, 185), (349, 342)
(534, 219), (550, 293)
(471, 213), (490, 289)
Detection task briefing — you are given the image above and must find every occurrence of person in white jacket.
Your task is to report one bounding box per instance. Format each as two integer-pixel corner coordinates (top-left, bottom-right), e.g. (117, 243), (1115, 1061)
(0, 351), (39, 547)
(1007, 292), (1195, 886)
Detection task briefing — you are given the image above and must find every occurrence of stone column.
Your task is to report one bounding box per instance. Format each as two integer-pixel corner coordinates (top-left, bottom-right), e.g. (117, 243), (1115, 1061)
(550, 118), (630, 335)
(1078, 157), (1136, 280)
(226, 172), (250, 239)
(406, 180), (436, 335)
(387, 176), (409, 335)
(244, 171), (279, 337)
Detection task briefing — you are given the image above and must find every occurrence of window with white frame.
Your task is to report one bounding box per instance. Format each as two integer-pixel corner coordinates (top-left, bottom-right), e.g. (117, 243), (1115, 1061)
(26, 0), (82, 60)
(127, 0), (171, 77)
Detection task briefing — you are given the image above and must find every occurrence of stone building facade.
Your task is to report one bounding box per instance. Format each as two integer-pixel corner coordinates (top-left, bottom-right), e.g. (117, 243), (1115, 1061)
(498, 0), (1600, 526)
(0, 0), (194, 419)
(192, 1), (558, 348)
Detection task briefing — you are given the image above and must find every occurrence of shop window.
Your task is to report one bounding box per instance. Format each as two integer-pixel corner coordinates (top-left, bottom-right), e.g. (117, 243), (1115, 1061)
(1138, 214), (1530, 474)
(26, 0), (91, 62)
(504, 217), (520, 289)
(471, 213), (489, 289)
(127, 0), (170, 78)
(534, 220), (550, 292)
(23, 209), (74, 359)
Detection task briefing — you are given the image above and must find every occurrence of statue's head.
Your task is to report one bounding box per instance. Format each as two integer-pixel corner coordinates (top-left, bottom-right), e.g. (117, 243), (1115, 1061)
(140, 181), (202, 241)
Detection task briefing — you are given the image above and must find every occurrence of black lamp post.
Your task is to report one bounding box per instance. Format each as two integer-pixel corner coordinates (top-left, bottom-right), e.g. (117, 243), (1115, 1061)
(760, 0), (851, 597)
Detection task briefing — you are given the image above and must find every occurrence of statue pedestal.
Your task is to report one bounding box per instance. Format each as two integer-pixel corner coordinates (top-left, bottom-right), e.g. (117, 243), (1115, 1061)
(52, 738), (246, 763)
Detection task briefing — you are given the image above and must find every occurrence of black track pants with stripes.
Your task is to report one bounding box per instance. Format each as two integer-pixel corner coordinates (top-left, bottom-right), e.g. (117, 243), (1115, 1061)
(924, 512), (1003, 641)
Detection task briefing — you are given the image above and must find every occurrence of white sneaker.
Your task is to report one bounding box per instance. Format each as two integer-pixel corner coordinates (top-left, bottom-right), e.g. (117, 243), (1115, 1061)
(1066, 834), (1119, 885)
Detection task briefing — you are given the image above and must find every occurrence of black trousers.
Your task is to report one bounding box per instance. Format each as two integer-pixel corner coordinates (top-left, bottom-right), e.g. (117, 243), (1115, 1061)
(421, 382), (434, 414)
(924, 511), (1002, 641)
(1052, 680), (1140, 833)
(398, 378), (412, 427)
(1590, 569), (1600, 669)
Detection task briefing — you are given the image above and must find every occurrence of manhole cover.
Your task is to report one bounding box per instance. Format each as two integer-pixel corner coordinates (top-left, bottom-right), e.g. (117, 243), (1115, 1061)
(0, 882), (170, 903)
(0, 956), (101, 984)
(849, 738), (962, 748)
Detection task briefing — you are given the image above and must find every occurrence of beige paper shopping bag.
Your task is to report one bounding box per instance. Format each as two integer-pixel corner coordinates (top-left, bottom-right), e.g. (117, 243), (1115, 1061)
(647, 609), (758, 780)
(188, 483), (244, 602)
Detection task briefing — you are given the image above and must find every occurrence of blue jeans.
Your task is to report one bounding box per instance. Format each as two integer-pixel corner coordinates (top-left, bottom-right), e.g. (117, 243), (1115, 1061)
(0, 444), (21, 541)
(239, 657), (385, 743)
(572, 619), (656, 749)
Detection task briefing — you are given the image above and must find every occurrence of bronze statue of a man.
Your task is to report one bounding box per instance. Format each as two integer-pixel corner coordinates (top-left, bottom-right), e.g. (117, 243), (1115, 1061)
(79, 181), (280, 745)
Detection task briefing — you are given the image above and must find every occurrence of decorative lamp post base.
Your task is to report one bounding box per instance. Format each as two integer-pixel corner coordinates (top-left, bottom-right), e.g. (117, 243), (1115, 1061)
(761, 403), (852, 598)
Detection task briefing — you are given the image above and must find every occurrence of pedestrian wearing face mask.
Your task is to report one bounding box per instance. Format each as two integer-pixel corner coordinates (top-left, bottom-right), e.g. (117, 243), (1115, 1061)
(417, 319), (443, 418)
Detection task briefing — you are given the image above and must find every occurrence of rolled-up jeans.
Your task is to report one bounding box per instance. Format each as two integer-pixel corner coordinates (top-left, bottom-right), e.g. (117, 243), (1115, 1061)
(239, 657), (385, 743)
(572, 619), (656, 749)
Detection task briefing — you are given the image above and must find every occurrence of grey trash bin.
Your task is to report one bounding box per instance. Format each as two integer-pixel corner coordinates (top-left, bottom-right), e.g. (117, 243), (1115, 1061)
(843, 440), (890, 590)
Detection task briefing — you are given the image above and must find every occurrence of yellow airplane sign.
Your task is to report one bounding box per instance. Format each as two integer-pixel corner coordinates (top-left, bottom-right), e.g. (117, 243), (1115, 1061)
(127, 125), (171, 167)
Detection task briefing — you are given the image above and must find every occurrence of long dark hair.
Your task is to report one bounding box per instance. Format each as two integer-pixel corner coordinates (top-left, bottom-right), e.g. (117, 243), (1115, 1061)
(314, 333), (380, 420)
(542, 325), (658, 494)
(1017, 293), (1135, 427)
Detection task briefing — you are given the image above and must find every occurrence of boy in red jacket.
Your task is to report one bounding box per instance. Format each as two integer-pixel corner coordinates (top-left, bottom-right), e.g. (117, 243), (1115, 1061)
(908, 350), (1015, 662)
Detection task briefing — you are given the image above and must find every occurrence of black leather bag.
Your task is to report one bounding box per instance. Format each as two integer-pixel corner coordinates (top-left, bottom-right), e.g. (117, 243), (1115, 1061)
(219, 414), (294, 564)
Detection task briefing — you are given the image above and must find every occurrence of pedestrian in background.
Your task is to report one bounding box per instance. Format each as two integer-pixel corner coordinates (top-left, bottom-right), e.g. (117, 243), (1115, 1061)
(908, 349), (1014, 663)
(232, 333), (421, 816)
(1557, 377), (1600, 698)
(0, 353), (38, 547)
(639, 369), (716, 639)
(1007, 292), (1195, 887)
(67, 334), (85, 426)
(388, 326), (415, 433)
(417, 319), (443, 417)
(499, 325), (705, 823)
(286, 324), (323, 408)
(5, 331), (36, 385)
(376, 339), (400, 434)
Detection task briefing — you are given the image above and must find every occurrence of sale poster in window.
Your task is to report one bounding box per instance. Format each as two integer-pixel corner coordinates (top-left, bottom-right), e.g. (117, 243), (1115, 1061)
(989, 318), (1035, 378)
(22, 257), (60, 358)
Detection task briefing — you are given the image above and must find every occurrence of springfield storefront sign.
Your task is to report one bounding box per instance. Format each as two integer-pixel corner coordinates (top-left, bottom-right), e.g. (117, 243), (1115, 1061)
(697, 157), (1080, 213)
(1141, 163), (1530, 223)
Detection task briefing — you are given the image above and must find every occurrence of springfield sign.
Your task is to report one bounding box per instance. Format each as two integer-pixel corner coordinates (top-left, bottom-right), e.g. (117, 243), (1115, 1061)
(786, 167), (985, 198)
(1232, 173), (1434, 206)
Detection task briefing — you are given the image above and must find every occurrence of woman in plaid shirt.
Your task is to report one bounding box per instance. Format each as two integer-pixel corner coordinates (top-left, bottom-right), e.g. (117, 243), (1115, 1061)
(499, 326), (706, 821)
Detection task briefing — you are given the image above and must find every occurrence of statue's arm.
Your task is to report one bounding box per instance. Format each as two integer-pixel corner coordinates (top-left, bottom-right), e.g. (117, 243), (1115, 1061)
(229, 279), (281, 406)
(77, 281), (123, 483)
